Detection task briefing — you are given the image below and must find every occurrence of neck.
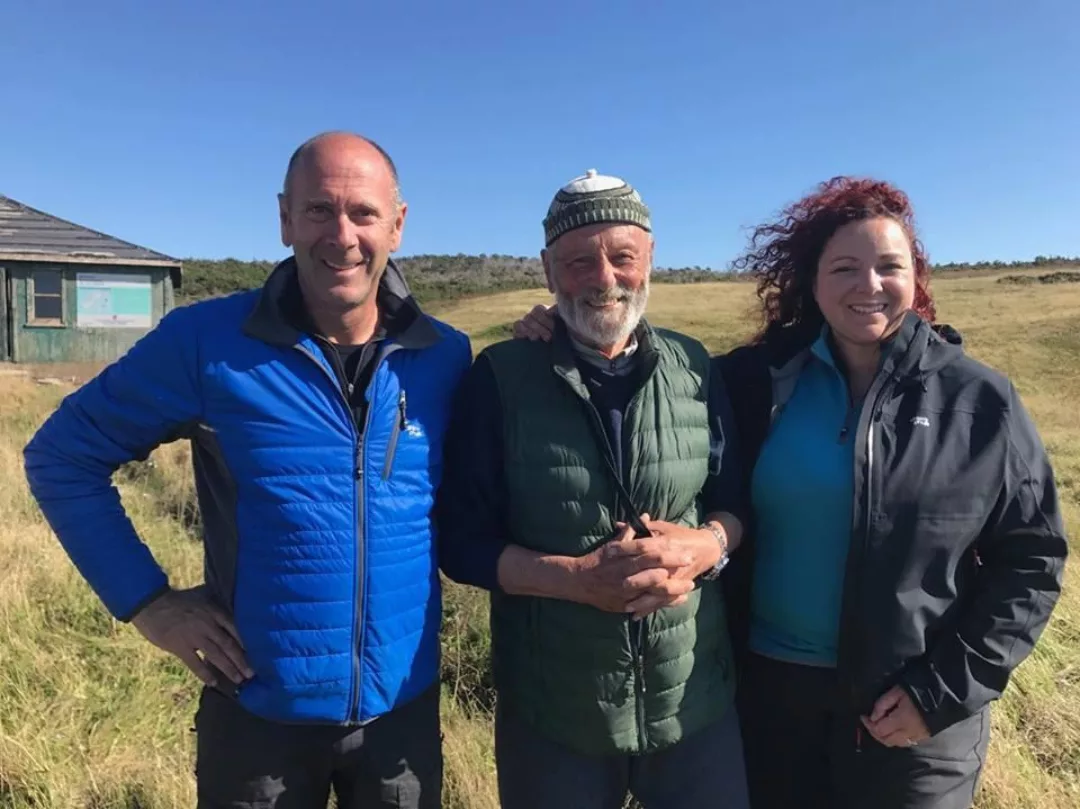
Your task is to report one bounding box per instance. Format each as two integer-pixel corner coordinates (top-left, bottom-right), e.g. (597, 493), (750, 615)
(308, 296), (380, 346)
(834, 337), (880, 400)
(594, 336), (631, 359)
(569, 330), (630, 359)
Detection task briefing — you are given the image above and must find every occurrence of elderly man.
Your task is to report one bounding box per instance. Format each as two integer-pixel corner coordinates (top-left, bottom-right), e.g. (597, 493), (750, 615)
(437, 170), (751, 808)
(24, 132), (471, 808)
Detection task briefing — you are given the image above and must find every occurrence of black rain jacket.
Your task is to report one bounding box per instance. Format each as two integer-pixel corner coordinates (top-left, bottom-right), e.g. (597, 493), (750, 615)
(716, 311), (1068, 739)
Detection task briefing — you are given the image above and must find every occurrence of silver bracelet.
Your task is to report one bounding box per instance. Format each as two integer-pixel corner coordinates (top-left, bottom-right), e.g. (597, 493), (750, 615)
(698, 521), (730, 580)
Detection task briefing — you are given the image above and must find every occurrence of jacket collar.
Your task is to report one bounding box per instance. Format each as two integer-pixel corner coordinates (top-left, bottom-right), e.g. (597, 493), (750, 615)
(766, 310), (936, 417)
(550, 316), (658, 399)
(242, 256), (441, 350)
(766, 309), (934, 373)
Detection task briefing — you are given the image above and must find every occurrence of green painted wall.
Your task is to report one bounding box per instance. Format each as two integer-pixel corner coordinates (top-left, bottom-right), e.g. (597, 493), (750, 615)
(7, 262), (174, 364)
(0, 266), (9, 361)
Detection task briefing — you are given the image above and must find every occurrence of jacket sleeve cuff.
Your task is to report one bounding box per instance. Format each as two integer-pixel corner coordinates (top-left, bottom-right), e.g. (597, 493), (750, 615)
(116, 578), (172, 623)
(899, 659), (973, 736)
(449, 536), (507, 593)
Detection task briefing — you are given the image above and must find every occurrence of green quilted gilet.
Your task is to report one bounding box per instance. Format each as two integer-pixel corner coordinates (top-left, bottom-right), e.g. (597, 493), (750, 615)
(484, 320), (735, 756)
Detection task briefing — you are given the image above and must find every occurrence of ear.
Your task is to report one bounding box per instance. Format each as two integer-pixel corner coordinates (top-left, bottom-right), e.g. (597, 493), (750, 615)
(541, 247), (556, 294)
(389, 201), (408, 253)
(278, 194), (293, 248)
(647, 238), (655, 278)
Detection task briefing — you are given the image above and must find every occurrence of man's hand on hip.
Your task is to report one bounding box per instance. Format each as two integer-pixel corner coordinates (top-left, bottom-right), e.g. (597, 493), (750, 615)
(131, 586), (253, 688)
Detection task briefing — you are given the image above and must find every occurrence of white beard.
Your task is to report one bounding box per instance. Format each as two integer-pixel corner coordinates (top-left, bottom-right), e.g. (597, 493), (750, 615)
(555, 277), (649, 349)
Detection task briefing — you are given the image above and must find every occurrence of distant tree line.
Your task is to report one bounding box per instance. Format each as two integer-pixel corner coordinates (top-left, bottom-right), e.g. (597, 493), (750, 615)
(933, 255), (1080, 272)
(177, 253), (1080, 305)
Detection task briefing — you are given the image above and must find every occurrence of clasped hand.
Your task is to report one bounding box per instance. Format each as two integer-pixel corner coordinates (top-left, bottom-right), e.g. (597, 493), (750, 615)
(575, 515), (724, 619)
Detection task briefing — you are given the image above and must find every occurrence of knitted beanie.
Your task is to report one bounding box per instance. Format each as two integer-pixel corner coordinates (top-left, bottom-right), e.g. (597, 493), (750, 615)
(542, 169), (651, 246)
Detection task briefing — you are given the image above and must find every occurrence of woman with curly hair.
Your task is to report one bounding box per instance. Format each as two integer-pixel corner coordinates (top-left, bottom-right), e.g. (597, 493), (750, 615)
(714, 176), (1067, 808)
(510, 176), (1067, 808)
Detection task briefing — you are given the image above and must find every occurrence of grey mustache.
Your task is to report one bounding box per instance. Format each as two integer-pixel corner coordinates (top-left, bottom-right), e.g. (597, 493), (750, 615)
(583, 292), (631, 305)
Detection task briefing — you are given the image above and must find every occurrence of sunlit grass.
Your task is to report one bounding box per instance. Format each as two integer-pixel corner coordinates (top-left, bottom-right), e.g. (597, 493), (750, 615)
(1, 268), (1076, 807)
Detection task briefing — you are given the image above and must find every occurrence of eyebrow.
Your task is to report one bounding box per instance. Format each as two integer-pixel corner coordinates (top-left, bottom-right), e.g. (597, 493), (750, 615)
(829, 252), (906, 264)
(302, 198), (382, 215)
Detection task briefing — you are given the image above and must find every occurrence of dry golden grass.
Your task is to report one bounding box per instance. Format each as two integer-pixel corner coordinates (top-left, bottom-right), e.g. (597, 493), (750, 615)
(0, 381), (201, 808)
(0, 382), (496, 809)
(0, 268), (1076, 807)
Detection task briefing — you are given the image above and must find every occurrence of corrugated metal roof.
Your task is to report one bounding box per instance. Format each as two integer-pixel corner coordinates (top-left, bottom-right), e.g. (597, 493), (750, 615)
(0, 194), (180, 267)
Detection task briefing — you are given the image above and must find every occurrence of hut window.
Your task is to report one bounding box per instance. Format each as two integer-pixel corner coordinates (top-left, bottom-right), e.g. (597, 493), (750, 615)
(30, 270), (64, 325)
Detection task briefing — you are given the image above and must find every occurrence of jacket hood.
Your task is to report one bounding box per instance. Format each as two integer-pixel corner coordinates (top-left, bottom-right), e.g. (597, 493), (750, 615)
(905, 315), (966, 379)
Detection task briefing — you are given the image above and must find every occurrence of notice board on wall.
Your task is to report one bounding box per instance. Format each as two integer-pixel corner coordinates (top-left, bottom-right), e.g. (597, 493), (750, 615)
(76, 273), (152, 328)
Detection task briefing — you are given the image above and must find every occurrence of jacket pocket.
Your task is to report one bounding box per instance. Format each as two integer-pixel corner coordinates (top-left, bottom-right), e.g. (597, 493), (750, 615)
(912, 706), (989, 763)
(382, 389), (407, 480)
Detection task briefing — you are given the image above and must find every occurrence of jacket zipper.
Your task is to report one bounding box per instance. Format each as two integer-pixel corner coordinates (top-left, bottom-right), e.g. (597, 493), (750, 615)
(855, 396), (874, 753)
(351, 342), (404, 722)
(633, 614), (648, 749)
(294, 343), (364, 724)
(382, 390), (407, 480)
(352, 398), (376, 722)
(846, 375), (895, 752)
(579, 394), (650, 752)
(622, 393), (650, 753)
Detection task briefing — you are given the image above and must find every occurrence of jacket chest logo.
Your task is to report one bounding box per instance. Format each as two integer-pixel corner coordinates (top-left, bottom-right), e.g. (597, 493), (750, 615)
(911, 416), (931, 428)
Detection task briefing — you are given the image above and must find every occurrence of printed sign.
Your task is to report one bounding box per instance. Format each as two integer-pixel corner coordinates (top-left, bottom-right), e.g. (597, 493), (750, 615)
(76, 273), (152, 328)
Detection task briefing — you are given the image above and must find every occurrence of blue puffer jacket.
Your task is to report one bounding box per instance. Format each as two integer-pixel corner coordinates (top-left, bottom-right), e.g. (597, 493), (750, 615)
(24, 258), (472, 724)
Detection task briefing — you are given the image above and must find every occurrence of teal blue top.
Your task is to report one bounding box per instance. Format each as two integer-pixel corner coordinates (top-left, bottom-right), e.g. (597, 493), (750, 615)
(749, 331), (862, 667)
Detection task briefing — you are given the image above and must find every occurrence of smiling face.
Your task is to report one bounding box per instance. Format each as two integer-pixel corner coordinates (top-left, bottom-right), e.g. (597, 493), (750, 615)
(813, 217), (917, 350)
(542, 223), (652, 352)
(279, 134), (406, 317)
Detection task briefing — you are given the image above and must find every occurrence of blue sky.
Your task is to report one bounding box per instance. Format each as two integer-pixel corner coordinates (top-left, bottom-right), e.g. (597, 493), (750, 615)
(2, 1), (1077, 269)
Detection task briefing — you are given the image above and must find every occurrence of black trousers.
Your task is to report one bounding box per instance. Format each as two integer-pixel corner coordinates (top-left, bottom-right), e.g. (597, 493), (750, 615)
(494, 701), (751, 809)
(193, 684), (442, 809)
(738, 653), (989, 809)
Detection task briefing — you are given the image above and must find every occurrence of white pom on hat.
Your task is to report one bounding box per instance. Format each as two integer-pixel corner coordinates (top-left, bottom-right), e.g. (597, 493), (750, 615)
(559, 168), (629, 196)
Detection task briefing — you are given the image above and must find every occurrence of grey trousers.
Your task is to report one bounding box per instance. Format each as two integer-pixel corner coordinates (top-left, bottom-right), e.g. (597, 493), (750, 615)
(494, 703), (751, 809)
(739, 653), (990, 809)
(193, 684), (441, 809)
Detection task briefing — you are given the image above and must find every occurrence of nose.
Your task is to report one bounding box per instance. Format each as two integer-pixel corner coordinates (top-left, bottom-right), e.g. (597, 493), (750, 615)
(586, 257), (617, 291)
(326, 213), (359, 252)
(856, 266), (884, 294)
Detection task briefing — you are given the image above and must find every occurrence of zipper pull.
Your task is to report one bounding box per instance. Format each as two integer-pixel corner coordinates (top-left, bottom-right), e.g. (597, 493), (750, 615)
(398, 389), (407, 422)
(636, 652), (647, 694)
(856, 725), (863, 753)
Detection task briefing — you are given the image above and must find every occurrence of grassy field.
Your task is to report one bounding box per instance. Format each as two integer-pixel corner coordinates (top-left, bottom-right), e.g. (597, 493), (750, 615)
(0, 269), (1077, 807)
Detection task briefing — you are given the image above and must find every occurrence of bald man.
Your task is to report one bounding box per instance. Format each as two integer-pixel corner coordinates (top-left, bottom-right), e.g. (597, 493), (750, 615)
(25, 132), (472, 808)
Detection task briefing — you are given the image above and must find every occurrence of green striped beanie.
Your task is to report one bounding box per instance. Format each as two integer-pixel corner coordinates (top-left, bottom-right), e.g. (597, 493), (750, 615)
(543, 169), (652, 246)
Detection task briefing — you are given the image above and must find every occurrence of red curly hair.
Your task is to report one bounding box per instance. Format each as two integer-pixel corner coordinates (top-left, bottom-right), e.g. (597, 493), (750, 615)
(734, 176), (936, 342)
